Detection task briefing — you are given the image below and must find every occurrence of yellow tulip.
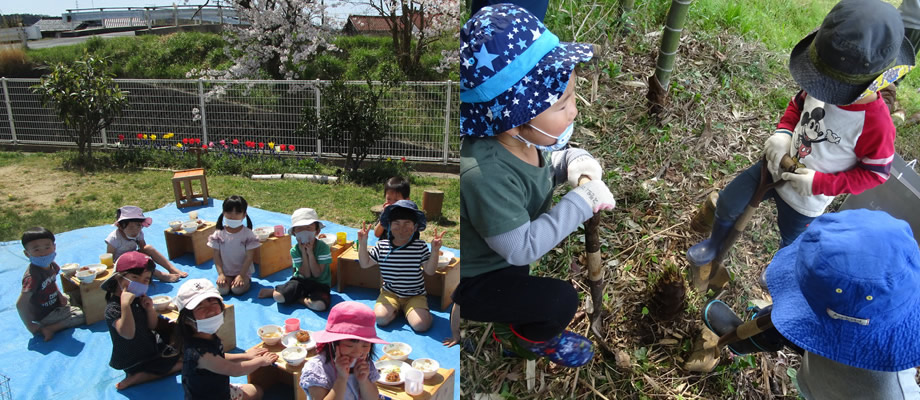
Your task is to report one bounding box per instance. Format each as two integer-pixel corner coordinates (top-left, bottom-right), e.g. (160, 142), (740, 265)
(268, 141), (275, 149)
(143, 134), (148, 139)
(164, 132), (174, 139)
(176, 143), (183, 148)
(151, 134), (157, 140)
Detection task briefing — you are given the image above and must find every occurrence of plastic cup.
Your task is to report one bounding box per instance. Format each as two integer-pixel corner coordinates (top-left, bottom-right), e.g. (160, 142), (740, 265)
(404, 367), (424, 395)
(336, 232), (347, 246)
(284, 318), (300, 333)
(274, 225), (285, 237)
(100, 253), (114, 268)
(189, 210), (198, 221)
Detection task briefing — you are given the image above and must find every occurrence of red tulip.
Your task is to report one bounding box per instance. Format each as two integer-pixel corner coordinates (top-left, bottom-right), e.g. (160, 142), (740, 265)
(183, 138), (189, 144)
(118, 134), (125, 141)
(232, 139), (239, 145)
(401, 157), (406, 162)
(289, 145), (296, 151)
(202, 144), (208, 149)
(136, 133), (144, 139)
(280, 144), (287, 151)
(258, 142), (265, 149)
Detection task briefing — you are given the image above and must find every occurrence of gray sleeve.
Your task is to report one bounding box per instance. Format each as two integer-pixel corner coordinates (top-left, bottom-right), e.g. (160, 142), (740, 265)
(550, 148), (594, 186)
(901, 0), (920, 30)
(483, 192), (594, 266)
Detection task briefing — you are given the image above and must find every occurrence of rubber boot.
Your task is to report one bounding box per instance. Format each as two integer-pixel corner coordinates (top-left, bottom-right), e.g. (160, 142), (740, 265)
(512, 327), (595, 367)
(703, 300), (785, 356)
(687, 218), (734, 267)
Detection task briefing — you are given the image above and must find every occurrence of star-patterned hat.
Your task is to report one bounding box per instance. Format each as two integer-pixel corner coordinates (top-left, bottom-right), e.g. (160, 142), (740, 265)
(459, 3), (593, 137)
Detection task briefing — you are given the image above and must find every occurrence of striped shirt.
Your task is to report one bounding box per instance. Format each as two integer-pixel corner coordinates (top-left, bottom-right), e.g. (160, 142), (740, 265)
(369, 238), (430, 297)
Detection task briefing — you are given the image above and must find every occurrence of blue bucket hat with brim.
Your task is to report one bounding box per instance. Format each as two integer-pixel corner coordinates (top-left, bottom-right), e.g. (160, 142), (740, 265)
(459, 3), (593, 137)
(765, 209), (920, 372)
(379, 199), (426, 232)
(789, 0), (915, 105)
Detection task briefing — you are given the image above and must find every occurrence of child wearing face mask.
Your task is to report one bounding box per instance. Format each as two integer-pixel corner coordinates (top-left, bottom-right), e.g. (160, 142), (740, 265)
(357, 200), (444, 333)
(16, 226), (85, 341)
(102, 251), (182, 390)
(457, 4), (615, 367)
(175, 279), (276, 400)
(300, 301), (385, 400)
(106, 205), (187, 282)
(208, 196), (260, 296)
(258, 208), (333, 311)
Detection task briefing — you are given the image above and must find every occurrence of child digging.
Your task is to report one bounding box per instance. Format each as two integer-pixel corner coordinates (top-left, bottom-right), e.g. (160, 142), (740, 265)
(687, 0), (915, 287)
(259, 208), (333, 311)
(456, 4), (615, 367)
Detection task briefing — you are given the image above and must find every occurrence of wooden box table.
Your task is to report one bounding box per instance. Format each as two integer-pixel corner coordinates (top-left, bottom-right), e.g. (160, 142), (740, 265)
(336, 247), (460, 311)
(327, 240), (353, 288)
(378, 358), (455, 400)
(254, 234), (293, 278)
(158, 304), (236, 350)
(246, 342), (454, 400)
(61, 265), (115, 325)
(247, 341), (317, 400)
(164, 222), (216, 265)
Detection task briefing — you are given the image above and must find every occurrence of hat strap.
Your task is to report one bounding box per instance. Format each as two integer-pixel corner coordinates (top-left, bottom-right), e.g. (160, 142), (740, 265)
(808, 42), (897, 85)
(460, 30), (560, 103)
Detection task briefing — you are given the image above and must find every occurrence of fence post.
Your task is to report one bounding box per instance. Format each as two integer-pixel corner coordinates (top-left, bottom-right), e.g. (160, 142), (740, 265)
(198, 79), (209, 144)
(174, 3), (178, 27)
(315, 80), (322, 158)
(1, 78), (16, 144)
(101, 127), (108, 147)
(442, 80), (452, 164)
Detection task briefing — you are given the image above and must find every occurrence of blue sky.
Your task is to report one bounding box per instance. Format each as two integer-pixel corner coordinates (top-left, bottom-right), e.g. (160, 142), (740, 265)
(2, 0), (377, 22)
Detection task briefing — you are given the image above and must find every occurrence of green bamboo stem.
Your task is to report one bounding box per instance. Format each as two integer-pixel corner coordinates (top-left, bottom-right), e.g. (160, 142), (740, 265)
(654, 0), (692, 89)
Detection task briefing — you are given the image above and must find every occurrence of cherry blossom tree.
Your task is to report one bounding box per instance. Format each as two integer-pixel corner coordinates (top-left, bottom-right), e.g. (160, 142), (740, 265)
(356, 0), (461, 78)
(202, 0), (337, 80)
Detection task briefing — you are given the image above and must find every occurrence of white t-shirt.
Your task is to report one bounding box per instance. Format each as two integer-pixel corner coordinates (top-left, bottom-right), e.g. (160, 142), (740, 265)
(106, 229), (144, 260)
(207, 228), (260, 276)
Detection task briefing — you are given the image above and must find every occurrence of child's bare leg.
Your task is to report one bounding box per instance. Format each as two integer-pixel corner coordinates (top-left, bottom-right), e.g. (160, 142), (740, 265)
(406, 308), (432, 332)
(142, 245), (187, 278)
(443, 304), (460, 347)
(304, 298), (326, 311)
(239, 383), (263, 400)
(39, 320), (71, 341)
(230, 276), (251, 295)
(257, 288), (276, 299)
(116, 360), (181, 390)
(153, 269), (180, 283)
(374, 303), (396, 326)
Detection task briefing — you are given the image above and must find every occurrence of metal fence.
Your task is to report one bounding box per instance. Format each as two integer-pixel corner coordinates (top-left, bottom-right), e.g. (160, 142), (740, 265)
(0, 78), (460, 163)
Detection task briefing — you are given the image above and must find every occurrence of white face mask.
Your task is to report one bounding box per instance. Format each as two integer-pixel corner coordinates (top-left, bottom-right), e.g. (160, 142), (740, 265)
(295, 230), (315, 244)
(196, 312), (224, 334)
(515, 122), (574, 152)
(224, 217), (243, 229)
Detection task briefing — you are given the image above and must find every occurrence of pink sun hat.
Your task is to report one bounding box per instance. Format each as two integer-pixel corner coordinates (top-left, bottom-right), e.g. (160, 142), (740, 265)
(311, 301), (388, 344)
(113, 206), (152, 227)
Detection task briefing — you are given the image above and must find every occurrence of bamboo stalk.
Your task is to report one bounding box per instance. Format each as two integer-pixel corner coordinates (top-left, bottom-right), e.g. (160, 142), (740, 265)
(654, 0), (693, 89)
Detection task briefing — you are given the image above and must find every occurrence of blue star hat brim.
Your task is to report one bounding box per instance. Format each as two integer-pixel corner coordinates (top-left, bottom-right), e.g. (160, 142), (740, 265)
(458, 4), (593, 138)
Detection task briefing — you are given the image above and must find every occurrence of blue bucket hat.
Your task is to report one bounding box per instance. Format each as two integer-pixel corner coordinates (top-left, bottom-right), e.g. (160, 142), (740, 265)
(379, 200), (426, 232)
(788, 0), (915, 105)
(459, 3), (593, 137)
(765, 209), (920, 372)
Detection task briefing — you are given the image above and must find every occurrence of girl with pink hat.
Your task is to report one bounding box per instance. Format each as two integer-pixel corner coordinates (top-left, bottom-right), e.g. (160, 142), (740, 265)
(300, 301), (388, 400)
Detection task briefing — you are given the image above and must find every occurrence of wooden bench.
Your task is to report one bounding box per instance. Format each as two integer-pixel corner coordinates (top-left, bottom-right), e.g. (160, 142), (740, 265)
(164, 222), (216, 265)
(172, 168), (209, 208)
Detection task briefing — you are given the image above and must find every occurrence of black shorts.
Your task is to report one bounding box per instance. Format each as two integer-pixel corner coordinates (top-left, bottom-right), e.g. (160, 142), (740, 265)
(276, 277), (331, 305)
(124, 351), (180, 375)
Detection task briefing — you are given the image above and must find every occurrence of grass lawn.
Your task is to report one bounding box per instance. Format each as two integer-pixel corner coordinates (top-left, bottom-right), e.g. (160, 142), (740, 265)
(0, 151), (459, 249)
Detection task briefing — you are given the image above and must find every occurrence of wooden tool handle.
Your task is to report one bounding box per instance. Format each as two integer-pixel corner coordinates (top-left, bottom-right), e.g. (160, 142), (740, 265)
(779, 155), (803, 173)
(578, 175), (591, 186)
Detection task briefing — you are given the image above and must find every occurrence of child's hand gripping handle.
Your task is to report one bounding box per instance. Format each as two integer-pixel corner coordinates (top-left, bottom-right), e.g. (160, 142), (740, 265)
(571, 176), (616, 213)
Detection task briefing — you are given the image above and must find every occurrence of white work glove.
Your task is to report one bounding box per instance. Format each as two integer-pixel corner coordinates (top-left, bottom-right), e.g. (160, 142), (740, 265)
(567, 155), (603, 187)
(569, 180), (616, 213)
(764, 132), (792, 179)
(781, 168), (816, 196)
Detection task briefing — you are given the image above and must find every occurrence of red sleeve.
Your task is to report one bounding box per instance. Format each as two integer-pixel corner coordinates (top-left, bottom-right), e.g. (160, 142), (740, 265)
(776, 91), (806, 134)
(22, 272), (35, 293)
(812, 103), (894, 196)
